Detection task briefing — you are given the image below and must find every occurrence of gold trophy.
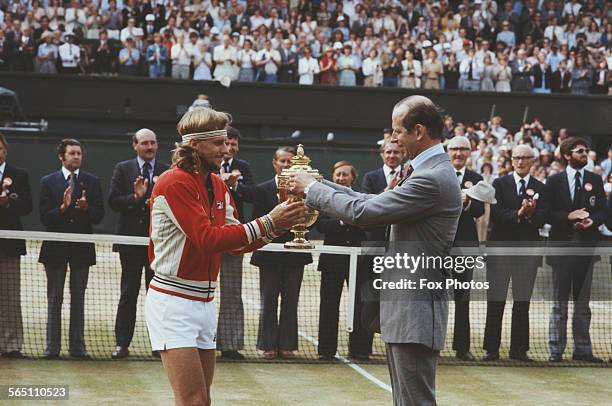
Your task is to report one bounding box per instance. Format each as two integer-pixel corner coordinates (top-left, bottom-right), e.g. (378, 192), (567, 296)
(278, 144), (323, 249)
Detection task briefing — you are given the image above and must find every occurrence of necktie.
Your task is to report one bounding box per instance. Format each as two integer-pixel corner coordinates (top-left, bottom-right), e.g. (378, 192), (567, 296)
(143, 162), (152, 196)
(397, 165), (414, 186)
(223, 161), (230, 174)
(69, 172), (78, 202)
(468, 60), (473, 80)
(456, 171), (462, 184)
(388, 168), (396, 184)
(519, 179), (526, 199)
(573, 171), (581, 207)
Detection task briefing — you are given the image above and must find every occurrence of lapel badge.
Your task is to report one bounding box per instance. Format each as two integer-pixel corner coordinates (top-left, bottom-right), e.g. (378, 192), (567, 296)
(584, 182), (592, 192)
(589, 196), (596, 207)
(9, 192), (18, 199)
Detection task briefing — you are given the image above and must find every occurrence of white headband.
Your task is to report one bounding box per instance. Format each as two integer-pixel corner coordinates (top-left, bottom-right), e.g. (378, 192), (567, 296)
(181, 129), (228, 144)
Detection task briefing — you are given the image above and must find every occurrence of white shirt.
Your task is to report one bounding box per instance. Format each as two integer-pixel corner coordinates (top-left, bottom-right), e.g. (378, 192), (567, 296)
(61, 166), (80, 181)
(256, 48), (281, 75)
(0, 161), (5, 179)
(298, 56), (320, 85)
(566, 165), (585, 202)
(544, 25), (564, 41)
(362, 57), (380, 76)
(213, 44), (237, 65)
(512, 172), (531, 196)
(383, 164), (400, 185)
(172, 42), (198, 66)
(459, 57), (484, 80)
(237, 49), (255, 68)
(58, 43), (80, 67)
(455, 166), (466, 184)
(137, 156), (156, 183)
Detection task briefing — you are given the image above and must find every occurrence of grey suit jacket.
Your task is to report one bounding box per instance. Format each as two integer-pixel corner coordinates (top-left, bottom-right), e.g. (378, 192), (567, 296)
(306, 152), (462, 350)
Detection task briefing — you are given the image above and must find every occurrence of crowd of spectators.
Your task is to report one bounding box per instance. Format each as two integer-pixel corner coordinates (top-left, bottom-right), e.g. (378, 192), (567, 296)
(0, 0), (611, 94)
(435, 114), (612, 237)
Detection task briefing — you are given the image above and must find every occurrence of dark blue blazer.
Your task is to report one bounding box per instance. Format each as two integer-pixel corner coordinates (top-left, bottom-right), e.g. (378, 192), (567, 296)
(38, 170), (105, 266)
(538, 170), (606, 242)
(490, 174), (546, 242)
(315, 213), (366, 272)
(108, 158), (169, 252)
(361, 167), (386, 196)
(249, 178), (312, 267)
(224, 158), (256, 223)
(0, 164), (33, 256)
(361, 167), (389, 242)
(454, 169), (485, 243)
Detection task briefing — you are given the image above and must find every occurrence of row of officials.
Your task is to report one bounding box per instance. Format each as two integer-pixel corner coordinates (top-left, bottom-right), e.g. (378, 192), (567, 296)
(0, 130), (610, 363)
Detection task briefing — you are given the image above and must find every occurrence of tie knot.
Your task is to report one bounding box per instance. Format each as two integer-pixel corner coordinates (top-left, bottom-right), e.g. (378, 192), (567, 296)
(456, 171), (462, 177)
(520, 179), (526, 185)
(144, 162), (151, 170)
(575, 171), (581, 180)
(390, 169), (396, 175)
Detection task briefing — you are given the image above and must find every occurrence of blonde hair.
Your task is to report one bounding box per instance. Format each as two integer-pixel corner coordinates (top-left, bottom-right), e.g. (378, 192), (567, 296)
(172, 108), (232, 173)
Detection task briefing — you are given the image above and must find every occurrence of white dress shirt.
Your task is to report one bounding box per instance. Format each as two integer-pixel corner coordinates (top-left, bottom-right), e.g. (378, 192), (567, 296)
(298, 56), (320, 85)
(512, 172), (531, 196)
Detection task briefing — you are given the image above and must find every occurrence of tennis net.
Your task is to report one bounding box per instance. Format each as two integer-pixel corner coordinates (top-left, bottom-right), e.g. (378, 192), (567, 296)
(0, 230), (611, 366)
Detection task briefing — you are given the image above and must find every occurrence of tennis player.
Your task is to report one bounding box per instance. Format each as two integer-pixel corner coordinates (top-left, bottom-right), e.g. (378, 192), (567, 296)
(145, 108), (306, 406)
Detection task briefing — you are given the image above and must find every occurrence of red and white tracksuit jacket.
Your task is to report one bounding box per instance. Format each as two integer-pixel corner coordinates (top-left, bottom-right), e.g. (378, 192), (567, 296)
(148, 167), (270, 302)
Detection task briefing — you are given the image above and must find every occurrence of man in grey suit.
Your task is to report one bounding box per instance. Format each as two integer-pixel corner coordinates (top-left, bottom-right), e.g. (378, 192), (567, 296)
(291, 95), (462, 405)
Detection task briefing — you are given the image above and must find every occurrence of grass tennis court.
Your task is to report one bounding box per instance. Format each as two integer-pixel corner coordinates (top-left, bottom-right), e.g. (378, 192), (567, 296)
(3, 359), (612, 405)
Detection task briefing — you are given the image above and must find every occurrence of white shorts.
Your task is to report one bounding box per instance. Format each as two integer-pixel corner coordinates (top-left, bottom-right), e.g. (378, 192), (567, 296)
(145, 288), (217, 351)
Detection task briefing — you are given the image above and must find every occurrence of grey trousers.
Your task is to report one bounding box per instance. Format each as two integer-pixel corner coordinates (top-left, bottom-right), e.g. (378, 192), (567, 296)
(386, 342), (439, 406)
(217, 253), (244, 351)
(257, 265), (304, 351)
(549, 257), (594, 357)
(44, 262), (89, 355)
(0, 252), (22, 353)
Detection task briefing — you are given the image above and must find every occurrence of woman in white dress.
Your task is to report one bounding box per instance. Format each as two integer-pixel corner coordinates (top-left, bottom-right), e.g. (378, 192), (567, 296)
(362, 48), (381, 87)
(494, 56), (512, 92)
(336, 44), (358, 86)
(400, 50), (422, 89)
(481, 55), (496, 91)
(193, 43), (213, 81)
(237, 39), (256, 82)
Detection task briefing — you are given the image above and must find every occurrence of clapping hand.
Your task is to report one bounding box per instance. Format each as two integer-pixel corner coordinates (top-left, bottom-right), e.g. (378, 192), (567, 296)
(134, 176), (149, 200)
(60, 185), (72, 213)
(518, 198), (536, 218)
(76, 190), (88, 210)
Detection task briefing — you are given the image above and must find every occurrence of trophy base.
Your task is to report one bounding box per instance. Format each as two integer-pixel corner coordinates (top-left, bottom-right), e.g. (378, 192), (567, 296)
(284, 240), (315, 250)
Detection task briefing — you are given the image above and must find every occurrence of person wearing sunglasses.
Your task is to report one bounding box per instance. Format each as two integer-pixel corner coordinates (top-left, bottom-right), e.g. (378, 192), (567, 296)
(539, 137), (607, 363)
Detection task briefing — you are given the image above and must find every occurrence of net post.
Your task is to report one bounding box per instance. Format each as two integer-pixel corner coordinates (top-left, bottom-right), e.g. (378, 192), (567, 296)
(346, 248), (358, 333)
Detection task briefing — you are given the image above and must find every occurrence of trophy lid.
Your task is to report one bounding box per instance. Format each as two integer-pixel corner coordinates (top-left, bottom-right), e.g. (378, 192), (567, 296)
(279, 144), (322, 178)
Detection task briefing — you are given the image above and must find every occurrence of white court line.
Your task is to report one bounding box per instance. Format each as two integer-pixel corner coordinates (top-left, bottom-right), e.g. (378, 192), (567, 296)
(297, 330), (393, 394)
(241, 295), (392, 393)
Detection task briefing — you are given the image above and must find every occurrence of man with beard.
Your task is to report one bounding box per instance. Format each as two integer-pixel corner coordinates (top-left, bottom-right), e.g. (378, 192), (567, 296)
(145, 108), (306, 405)
(539, 137), (606, 363)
